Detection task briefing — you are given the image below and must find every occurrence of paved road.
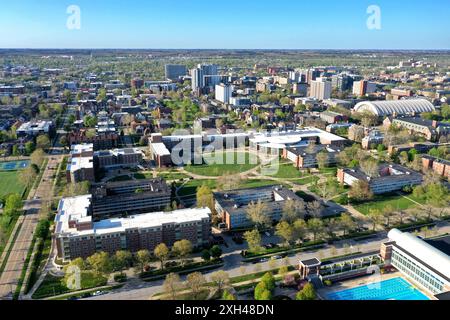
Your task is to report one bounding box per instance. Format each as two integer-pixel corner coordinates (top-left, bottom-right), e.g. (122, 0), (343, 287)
(85, 220), (450, 300)
(86, 232), (389, 300)
(0, 155), (62, 299)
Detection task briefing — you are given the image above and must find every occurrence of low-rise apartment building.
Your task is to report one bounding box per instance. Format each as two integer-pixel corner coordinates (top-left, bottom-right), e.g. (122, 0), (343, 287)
(90, 178), (171, 220)
(282, 145), (339, 168)
(16, 120), (54, 137)
(337, 163), (423, 194)
(66, 143), (95, 183)
(214, 185), (298, 230)
(94, 148), (143, 169)
(384, 117), (450, 141)
(421, 155), (450, 179)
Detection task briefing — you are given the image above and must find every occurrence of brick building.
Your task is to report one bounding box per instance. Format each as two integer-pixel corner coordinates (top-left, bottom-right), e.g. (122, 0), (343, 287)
(55, 195), (211, 261)
(421, 155), (450, 179)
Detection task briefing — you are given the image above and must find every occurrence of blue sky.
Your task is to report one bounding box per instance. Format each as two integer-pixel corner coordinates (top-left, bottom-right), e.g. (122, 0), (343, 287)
(0, 0), (449, 49)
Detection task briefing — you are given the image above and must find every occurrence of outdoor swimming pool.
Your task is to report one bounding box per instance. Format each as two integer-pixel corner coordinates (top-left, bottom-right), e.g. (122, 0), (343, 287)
(326, 277), (429, 300)
(0, 160), (30, 171)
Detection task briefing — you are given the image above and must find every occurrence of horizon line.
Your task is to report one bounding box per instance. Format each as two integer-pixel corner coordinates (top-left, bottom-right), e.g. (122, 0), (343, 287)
(1, 48), (450, 51)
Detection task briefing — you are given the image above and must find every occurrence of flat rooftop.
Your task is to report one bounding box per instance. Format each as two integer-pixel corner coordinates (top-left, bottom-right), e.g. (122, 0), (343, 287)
(425, 235), (450, 256)
(55, 194), (210, 237)
(67, 156), (93, 172)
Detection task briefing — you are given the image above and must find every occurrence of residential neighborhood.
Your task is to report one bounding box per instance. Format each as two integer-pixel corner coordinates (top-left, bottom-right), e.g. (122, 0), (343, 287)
(0, 0), (449, 309)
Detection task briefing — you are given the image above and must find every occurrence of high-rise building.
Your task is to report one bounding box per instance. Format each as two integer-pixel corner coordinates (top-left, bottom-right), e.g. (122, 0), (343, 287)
(310, 77), (332, 100)
(307, 68), (321, 84)
(331, 74), (355, 92)
(215, 83), (233, 104)
(190, 64), (219, 93)
(165, 64), (187, 81)
(353, 80), (377, 96)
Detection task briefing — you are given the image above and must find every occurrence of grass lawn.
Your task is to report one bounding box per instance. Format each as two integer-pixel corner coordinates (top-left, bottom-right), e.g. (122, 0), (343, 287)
(184, 151), (259, 176)
(32, 272), (107, 299)
(239, 179), (279, 189)
(259, 162), (308, 179)
(177, 179), (217, 197)
(318, 167), (338, 175)
(0, 171), (26, 199)
(353, 194), (419, 215)
(292, 175), (320, 185)
(133, 172), (154, 179)
(177, 178), (278, 198)
(157, 171), (190, 180)
(0, 215), (19, 257)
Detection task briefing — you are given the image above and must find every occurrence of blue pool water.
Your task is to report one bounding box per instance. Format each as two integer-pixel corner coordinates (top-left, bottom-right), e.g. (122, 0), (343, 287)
(326, 277), (429, 300)
(0, 160), (30, 171)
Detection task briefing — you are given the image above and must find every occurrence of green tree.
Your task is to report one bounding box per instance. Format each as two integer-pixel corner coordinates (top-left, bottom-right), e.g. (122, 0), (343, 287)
(154, 243), (170, 270)
(292, 219), (308, 243)
(210, 270), (230, 294)
(348, 180), (373, 202)
(186, 272), (206, 300)
(4, 193), (23, 217)
(210, 245), (222, 260)
(282, 199), (305, 223)
(222, 289), (237, 300)
(275, 221), (294, 246)
(339, 213), (356, 236)
(246, 199), (270, 230)
(368, 209), (383, 231)
(307, 218), (324, 241)
(172, 239), (193, 266)
(201, 249), (211, 262)
(36, 134), (51, 150)
(243, 229), (262, 253)
(113, 250), (133, 273)
(30, 148), (45, 166)
(35, 219), (50, 240)
(196, 184), (214, 212)
(86, 251), (111, 275)
(296, 283), (316, 300)
(316, 151), (329, 169)
(163, 273), (183, 300)
(135, 249), (151, 273)
(254, 281), (268, 300)
(260, 272), (275, 291)
(19, 166), (37, 188)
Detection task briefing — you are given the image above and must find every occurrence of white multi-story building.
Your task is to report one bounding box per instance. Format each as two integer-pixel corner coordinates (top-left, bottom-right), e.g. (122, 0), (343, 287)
(215, 83), (233, 104)
(381, 229), (450, 295)
(190, 64), (219, 93)
(310, 77), (332, 100)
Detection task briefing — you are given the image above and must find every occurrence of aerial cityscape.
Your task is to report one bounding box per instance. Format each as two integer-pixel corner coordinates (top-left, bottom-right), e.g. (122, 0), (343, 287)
(0, 0), (449, 309)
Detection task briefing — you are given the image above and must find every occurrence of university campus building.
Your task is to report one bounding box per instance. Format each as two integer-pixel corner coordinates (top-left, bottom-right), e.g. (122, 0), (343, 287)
(66, 143), (95, 183)
(380, 229), (450, 295)
(337, 163), (423, 194)
(214, 185), (343, 230)
(54, 195), (211, 261)
(90, 178), (171, 220)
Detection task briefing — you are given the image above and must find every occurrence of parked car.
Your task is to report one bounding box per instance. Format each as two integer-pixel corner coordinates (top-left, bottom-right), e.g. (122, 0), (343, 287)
(260, 258), (269, 263)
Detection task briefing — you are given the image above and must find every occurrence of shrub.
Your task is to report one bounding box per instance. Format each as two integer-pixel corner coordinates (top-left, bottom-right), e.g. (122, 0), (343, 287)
(323, 279), (332, 286)
(114, 273), (127, 283)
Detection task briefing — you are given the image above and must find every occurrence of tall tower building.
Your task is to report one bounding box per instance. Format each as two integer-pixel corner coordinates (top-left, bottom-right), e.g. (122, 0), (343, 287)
(310, 77), (332, 100)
